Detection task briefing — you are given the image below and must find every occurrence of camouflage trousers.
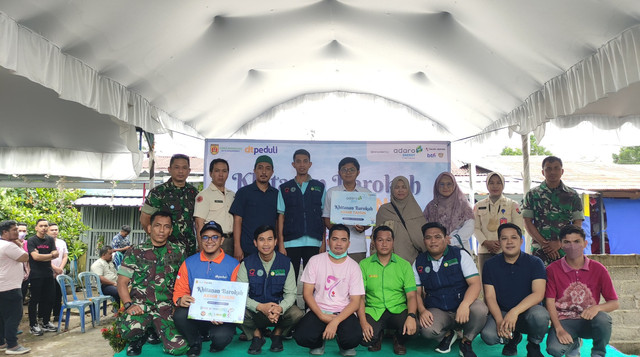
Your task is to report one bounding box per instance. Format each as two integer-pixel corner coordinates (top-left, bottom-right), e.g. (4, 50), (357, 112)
(118, 304), (189, 355)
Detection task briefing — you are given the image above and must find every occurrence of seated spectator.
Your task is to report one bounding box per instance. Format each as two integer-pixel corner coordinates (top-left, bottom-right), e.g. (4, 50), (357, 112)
(237, 225), (303, 354)
(545, 225), (619, 357)
(480, 223), (548, 357)
(111, 225), (132, 268)
(90, 245), (120, 304)
(293, 224), (364, 356)
(358, 226), (417, 355)
(173, 221), (240, 357)
(413, 222), (487, 357)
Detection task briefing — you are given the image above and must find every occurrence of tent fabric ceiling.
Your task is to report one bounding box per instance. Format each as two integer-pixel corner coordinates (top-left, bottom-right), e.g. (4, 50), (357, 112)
(1, 0), (640, 180)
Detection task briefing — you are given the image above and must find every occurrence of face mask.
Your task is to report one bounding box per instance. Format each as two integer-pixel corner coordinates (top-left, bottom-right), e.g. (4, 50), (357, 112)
(18, 232), (26, 240)
(328, 250), (348, 260)
(563, 243), (584, 260)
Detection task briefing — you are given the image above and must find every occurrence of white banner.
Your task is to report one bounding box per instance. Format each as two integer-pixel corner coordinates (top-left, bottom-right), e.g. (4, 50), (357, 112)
(204, 139), (450, 211)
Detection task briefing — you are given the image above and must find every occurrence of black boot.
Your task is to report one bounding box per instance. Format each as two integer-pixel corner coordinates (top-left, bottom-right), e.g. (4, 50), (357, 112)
(126, 337), (146, 356)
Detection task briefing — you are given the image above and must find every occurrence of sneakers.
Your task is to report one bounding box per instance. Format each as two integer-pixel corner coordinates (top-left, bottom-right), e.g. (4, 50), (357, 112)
(339, 348), (356, 356)
(309, 341), (326, 356)
(270, 335), (284, 352)
(6, 345), (31, 355)
(41, 322), (57, 333)
(435, 330), (457, 353)
(459, 339), (477, 357)
(525, 342), (544, 357)
(248, 337), (266, 355)
(29, 325), (43, 336)
(502, 332), (522, 356)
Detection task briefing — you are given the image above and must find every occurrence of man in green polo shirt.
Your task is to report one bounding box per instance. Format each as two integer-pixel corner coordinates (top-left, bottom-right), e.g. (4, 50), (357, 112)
(358, 226), (417, 355)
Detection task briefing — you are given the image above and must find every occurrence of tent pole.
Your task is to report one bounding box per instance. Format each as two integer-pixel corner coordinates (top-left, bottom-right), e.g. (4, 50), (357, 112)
(521, 134), (531, 193)
(599, 194), (606, 254)
(468, 161), (477, 254)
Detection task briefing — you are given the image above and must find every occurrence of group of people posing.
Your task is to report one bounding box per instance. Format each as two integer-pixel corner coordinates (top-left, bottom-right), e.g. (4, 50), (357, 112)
(108, 152), (618, 357)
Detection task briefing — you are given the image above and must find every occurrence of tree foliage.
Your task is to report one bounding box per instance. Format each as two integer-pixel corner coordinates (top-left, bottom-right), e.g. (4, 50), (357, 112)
(612, 146), (640, 164)
(500, 135), (552, 156)
(0, 188), (90, 260)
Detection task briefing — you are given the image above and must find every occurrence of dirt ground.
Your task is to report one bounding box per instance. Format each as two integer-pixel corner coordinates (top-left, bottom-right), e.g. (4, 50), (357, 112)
(17, 303), (115, 357)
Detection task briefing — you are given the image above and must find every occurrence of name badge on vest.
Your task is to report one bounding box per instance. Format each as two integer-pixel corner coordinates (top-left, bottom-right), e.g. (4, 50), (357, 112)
(270, 269), (286, 277)
(214, 200), (223, 203)
(443, 258), (459, 268)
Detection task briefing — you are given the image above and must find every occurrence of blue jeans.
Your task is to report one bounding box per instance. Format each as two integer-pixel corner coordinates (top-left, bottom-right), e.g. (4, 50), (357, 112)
(546, 312), (612, 357)
(0, 289), (23, 348)
(481, 304), (550, 345)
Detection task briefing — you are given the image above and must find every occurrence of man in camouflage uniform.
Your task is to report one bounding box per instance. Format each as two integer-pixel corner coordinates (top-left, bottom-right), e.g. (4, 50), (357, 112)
(522, 156), (583, 265)
(117, 211), (188, 356)
(140, 154), (199, 256)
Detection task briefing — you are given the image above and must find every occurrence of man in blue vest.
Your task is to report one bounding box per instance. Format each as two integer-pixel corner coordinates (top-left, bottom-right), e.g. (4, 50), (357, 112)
(413, 222), (487, 357)
(237, 225), (304, 354)
(277, 149), (326, 281)
(172, 221), (240, 357)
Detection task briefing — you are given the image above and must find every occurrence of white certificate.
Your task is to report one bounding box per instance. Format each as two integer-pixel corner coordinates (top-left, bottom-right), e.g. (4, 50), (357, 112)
(187, 279), (248, 323)
(329, 191), (377, 226)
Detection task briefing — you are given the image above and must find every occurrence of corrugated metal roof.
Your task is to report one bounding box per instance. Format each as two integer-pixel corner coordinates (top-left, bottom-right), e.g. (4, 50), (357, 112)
(74, 197), (143, 207)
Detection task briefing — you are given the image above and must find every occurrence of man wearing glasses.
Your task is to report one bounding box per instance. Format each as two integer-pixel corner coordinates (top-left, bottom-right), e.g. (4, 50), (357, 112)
(140, 153), (199, 256)
(322, 157), (371, 263)
(173, 221), (240, 357)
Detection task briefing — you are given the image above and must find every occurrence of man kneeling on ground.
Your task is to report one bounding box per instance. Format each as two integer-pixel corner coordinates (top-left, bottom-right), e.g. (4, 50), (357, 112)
(545, 225), (619, 357)
(413, 222), (488, 357)
(237, 225), (303, 354)
(358, 226), (417, 355)
(293, 224), (364, 356)
(173, 221), (240, 357)
(480, 223), (548, 357)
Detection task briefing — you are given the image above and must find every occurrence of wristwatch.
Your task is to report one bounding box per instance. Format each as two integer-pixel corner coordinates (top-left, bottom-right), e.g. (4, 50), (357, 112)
(408, 312), (417, 319)
(123, 302), (133, 310)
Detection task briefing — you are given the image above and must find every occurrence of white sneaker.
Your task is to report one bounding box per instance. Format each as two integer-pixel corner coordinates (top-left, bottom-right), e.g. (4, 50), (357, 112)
(41, 322), (57, 333)
(29, 326), (43, 336)
(6, 345), (31, 355)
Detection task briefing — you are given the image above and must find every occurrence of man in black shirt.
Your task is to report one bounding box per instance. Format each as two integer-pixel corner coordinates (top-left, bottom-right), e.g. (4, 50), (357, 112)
(26, 219), (58, 335)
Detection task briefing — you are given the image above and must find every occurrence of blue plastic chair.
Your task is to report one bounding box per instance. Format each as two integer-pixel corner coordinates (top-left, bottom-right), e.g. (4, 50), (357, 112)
(78, 272), (115, 324)
(56, 274), (95, 333)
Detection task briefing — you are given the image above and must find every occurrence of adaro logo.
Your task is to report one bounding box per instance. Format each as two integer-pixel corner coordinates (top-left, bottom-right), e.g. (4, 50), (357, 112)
(210, 144), (219, 155)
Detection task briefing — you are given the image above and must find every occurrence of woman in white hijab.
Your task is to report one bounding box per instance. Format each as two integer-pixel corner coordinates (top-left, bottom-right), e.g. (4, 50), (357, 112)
(473, 172), (525, 273)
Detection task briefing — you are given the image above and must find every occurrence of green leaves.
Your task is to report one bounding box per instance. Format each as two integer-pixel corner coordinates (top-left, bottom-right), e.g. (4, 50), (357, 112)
(0, 188), (90, 262)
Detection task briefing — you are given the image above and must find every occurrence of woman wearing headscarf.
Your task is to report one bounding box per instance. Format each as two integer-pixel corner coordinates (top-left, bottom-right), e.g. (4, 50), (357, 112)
(423, 172), (475, 252)
(376, 176), (427, 263)
(473, 172), (524, 273)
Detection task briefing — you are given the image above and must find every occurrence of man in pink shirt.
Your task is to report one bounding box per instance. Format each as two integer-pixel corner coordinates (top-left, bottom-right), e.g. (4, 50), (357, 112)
(545, 225), (619, 357)
(0, 220), (31, 354)
(293, 224), (365, 356)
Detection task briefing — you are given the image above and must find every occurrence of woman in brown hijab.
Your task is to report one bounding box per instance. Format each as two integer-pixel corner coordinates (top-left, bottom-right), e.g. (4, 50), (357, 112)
(376, 176), (427, 263)
(423, 172), (475, 252)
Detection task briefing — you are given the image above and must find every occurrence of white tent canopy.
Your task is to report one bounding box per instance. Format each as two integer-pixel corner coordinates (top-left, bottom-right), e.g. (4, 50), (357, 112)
(2, 1), (640, 180)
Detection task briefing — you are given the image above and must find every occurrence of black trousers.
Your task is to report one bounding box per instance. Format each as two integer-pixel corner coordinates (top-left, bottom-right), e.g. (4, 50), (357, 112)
(287, 246), (319, 283)
(361, 310), (411, 346)
(28, 276), (55, 326)
(173, 307), (235, 351)
(293, 312), (362, 350)
(0, 289), (23, 348)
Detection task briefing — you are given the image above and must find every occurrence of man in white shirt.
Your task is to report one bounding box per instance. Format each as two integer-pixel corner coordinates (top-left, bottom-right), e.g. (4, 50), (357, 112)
(90, 245), (120, 304)
(48, 224), (68, 323)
